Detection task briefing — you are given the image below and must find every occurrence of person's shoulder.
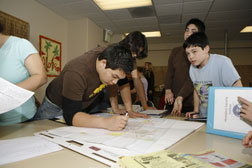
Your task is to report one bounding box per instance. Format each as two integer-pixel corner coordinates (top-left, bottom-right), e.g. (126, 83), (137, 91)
(211, 54), (231, 63)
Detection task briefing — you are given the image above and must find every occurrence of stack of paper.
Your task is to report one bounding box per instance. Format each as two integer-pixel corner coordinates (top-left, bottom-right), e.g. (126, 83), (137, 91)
(0, 77), (34, 114)
(116, 149), (252, 168)
(0, 136), (62, 165)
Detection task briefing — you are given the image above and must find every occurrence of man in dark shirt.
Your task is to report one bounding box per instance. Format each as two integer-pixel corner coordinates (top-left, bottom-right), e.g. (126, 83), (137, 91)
(164, 18), (205, 116)
(34, 44), (133, 131)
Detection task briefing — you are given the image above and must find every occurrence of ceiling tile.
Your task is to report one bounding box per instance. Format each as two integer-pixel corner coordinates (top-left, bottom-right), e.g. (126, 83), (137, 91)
(158, 15), (181, 24)
(153, 0), (183, 6)
(182, 13), (207, 23)
(207, 10), (252, 22)
(34, 0), (252, 43)
(104, 9), (132, 20)
(210, 0), (252, 12)
(183, 0), (213, 14)
(155, 3), (183, 16)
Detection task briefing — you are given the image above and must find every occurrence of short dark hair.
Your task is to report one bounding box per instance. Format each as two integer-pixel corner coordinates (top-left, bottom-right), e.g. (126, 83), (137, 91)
(183, 32), (209, 50)
(98, 44), (133, 74)
(119, 31), (148, 59)
(185, 18), (205, 32)
(0, 23), (4, 33)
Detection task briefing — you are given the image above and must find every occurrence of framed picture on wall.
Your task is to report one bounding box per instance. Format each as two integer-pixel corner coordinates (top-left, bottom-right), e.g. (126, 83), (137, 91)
(39, 35), (62, 77)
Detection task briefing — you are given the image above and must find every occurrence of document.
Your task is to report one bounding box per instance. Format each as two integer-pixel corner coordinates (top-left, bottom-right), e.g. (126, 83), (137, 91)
(0, 136), (63, 165)
(0, 77), (34, 114)
(36, 116), (204, 166)
(207, 87), (252, 139)
(140, 109), (168, 116)
(214, 89), (252, 133)
(116, 149), (251, 168)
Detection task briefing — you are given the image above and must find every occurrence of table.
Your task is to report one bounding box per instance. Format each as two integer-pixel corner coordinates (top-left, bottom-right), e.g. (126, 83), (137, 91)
(0, 118), (251, 168)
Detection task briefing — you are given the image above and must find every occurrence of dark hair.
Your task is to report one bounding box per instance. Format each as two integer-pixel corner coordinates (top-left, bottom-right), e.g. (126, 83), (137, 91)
(185, 18), (205, 32)
(137, 67), (144, 73)
(98, 44), (133, 74)
(119, 31), (148, 59)
(183, 32), (209, 50)
(0, 23), (4, 33)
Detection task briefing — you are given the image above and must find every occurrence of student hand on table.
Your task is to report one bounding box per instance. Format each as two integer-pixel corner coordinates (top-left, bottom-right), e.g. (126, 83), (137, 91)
(104, 115), (128, 131)
(238, 97), (252, 122)
(128, 111), (149, 119)
(186, 111), (199, 118)
(113, 109), (127, 115)
(242, 131), (252, 148)
(165, 89), (174, 105)
(171, 96), (183, 116)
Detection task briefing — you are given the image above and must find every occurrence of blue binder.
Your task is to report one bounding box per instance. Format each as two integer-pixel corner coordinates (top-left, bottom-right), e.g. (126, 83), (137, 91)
(206, 87), (252, 140)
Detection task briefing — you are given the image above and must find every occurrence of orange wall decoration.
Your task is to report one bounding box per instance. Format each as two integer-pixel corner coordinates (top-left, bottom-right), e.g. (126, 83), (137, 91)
(39, 35), (61, 77)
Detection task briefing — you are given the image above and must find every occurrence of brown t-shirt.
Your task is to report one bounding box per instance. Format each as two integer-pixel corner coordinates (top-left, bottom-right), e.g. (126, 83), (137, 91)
(164, 46), (194, 107)
(46, 47), (105, 114)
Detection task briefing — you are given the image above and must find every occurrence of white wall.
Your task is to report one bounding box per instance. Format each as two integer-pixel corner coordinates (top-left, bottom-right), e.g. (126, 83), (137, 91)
(67, 19), (88, 61)
(86, 18), (107, 50)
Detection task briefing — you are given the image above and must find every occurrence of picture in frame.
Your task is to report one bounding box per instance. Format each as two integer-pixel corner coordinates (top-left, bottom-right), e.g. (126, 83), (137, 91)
(39, 35), (61, 77)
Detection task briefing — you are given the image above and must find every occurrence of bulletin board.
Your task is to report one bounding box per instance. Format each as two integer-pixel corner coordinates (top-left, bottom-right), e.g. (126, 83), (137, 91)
(39, 35), (62, 77)
(0, 11), (29, 39)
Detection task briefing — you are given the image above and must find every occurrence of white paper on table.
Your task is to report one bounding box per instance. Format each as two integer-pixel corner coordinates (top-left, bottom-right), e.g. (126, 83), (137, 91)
(0, 136), (63, 165)
(213, 89), (252, 133)
(43, 118), (204, 154)
(140, 109), (167, 115)
(0, 77), (34, 114)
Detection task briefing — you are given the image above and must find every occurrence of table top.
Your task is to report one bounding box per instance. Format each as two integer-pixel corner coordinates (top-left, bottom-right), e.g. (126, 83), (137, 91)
(0, 117), (251, 168)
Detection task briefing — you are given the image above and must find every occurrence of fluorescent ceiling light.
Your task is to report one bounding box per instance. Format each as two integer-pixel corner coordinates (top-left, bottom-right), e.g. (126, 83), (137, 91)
(142, 31), (161, 37)
(126, 31), (161, 37)
(93, 0), (152, 10)
(240, 26), (252, 33)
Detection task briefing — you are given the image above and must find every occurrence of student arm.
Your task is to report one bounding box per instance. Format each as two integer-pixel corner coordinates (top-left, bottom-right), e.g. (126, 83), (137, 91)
(108, 85), (127, 114)
(164, 48), (176, 104)
(232, 79), (242, 87)
(119, 83), (149, 118)
(62, 96), (128, 131)
(132, 69), (154, 111)
(238, 97), (252, 122)
(242, 131), (252, 148)
(186, 89), (199, 118)
(17, 53), (47, 91)
(72, 112), (128, 131)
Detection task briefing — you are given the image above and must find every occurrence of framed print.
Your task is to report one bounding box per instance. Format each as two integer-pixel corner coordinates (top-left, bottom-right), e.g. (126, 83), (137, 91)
(39, 35), (61, 77)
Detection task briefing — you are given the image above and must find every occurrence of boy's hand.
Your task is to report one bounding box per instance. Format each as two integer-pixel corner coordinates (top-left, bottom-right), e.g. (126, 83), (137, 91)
(104, 115), (128, 131)
(238, 97), (252, 122)
(242, 131), (252, 148)
(113, 109), (127, 115)
(171, 96), (183, 116)
(165, 89), (174, 105)
(186, 111), (199, 118)
(128, 111), (149, 119)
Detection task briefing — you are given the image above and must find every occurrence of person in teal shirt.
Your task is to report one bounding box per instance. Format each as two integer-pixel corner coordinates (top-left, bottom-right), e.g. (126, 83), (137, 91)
(0, 23), (47, 125)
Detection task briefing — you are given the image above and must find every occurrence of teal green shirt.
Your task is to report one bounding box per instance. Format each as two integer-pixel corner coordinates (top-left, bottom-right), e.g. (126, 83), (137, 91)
(0, 36), (38, 125)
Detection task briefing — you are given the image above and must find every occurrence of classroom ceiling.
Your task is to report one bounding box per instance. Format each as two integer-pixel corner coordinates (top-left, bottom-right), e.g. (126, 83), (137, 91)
(35, 0), (252, 43)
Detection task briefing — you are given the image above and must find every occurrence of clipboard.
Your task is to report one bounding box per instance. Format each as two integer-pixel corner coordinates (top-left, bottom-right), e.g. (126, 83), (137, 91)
(206, 87), (252, 139)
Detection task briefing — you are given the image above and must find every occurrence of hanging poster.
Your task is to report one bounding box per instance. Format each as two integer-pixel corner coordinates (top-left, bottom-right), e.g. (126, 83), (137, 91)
(39, 35), (61, 77)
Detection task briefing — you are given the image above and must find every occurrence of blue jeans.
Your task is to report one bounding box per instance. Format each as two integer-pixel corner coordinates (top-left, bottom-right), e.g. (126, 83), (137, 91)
(33, 96), (63, 120)
(33, 89), (110, 120)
